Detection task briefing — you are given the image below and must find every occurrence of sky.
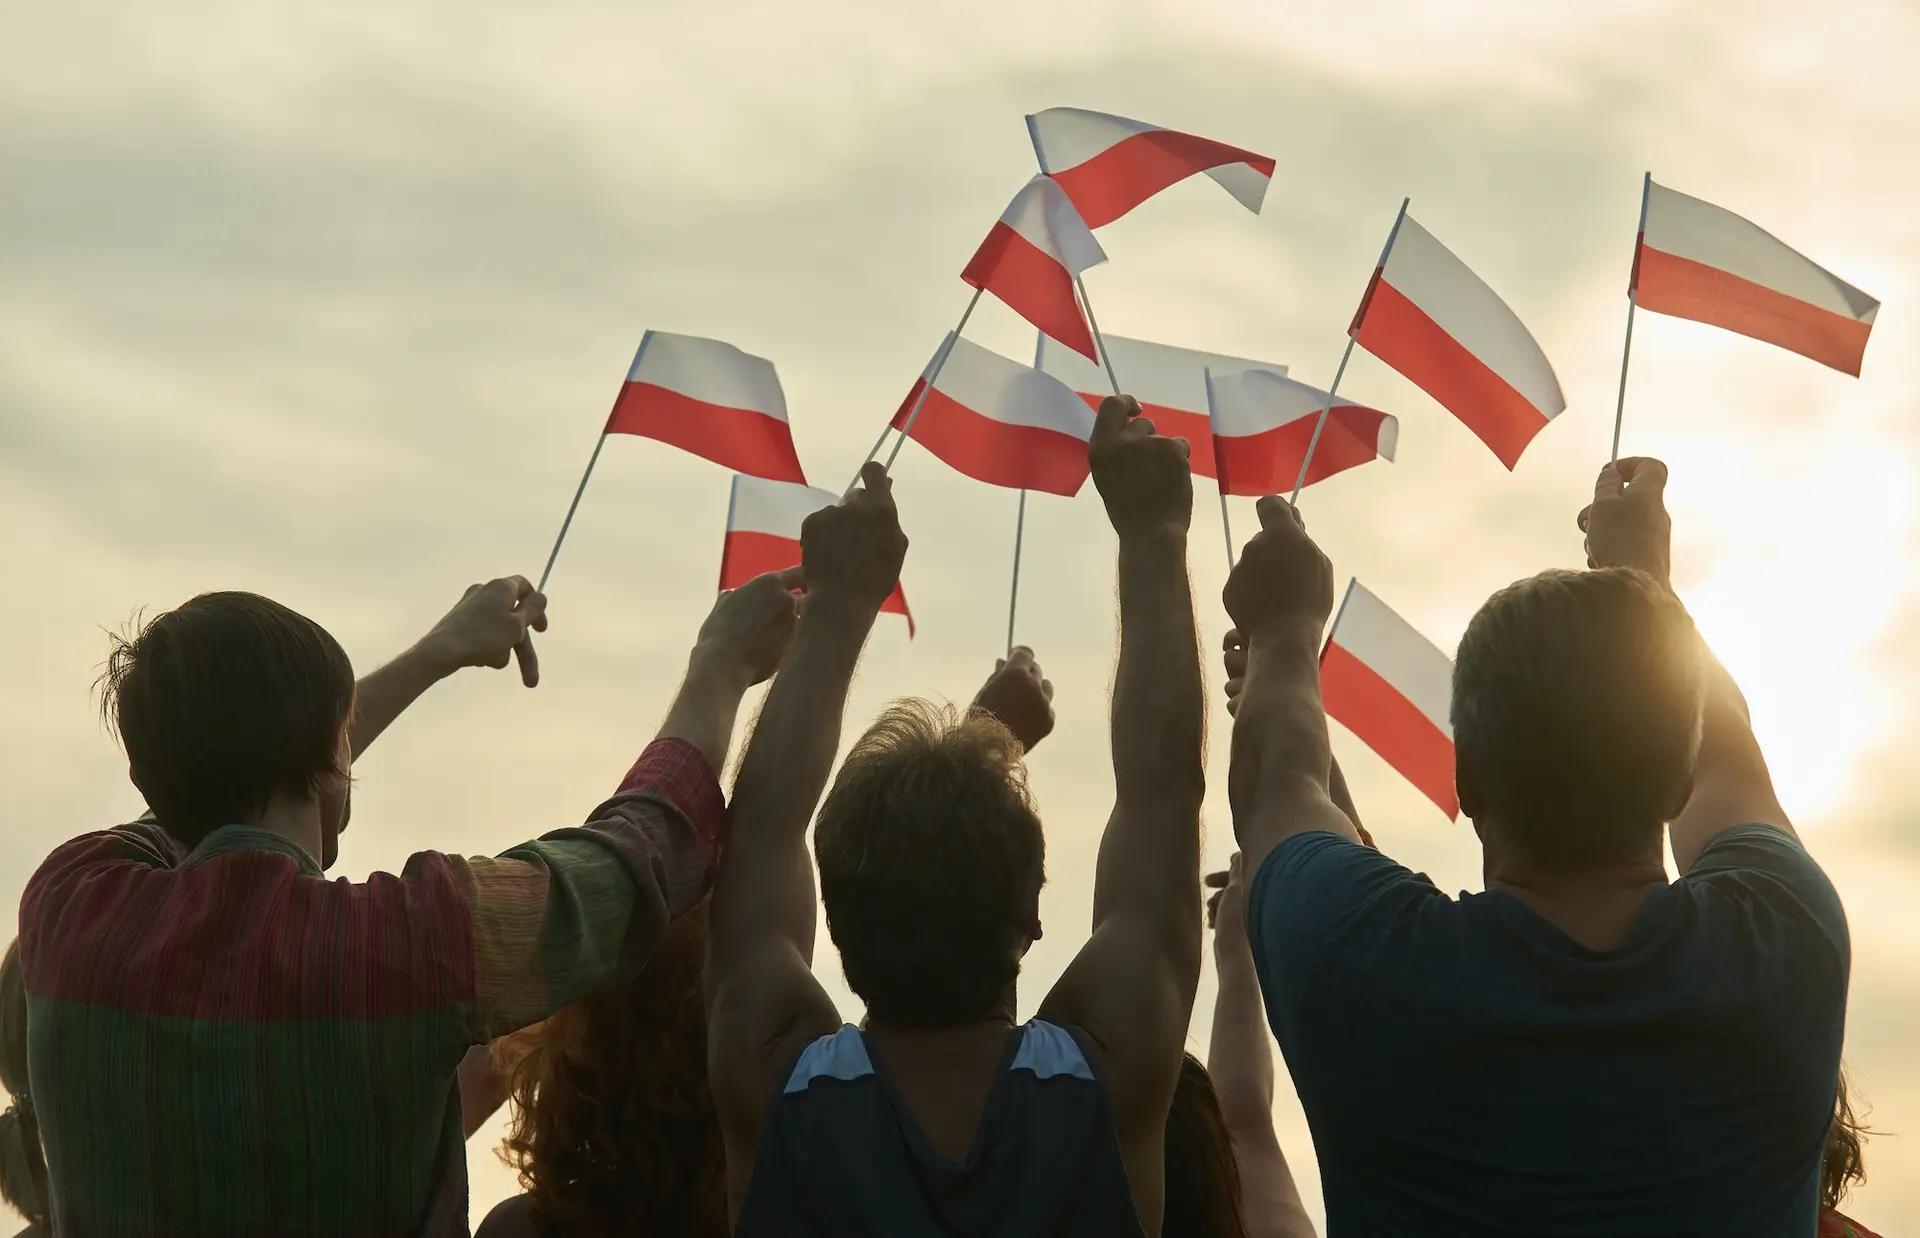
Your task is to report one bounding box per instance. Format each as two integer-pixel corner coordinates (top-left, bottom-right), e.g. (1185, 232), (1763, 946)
(5, 0), (1920, 1229)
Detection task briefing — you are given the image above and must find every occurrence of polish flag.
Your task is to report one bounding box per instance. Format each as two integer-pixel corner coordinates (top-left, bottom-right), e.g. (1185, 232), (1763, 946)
(1320, 580), (1457, 819)
(1635, 179), (1878, 376)
(1026, 108), (1276, 228)
(605, 331), (806, 484)
(1203, 369), (1397, 496)
(1352, 213), (1565, 470)
(721, 475), (913, 635)
(1035, 333), (1288, 480)
(962, 176), (1107, 361)
(892, 333), (1095, 497)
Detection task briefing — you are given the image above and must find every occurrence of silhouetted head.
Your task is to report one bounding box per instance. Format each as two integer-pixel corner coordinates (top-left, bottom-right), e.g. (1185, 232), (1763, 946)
(815, 700), (1045, 1029)
(1452, 567), (1703, 871)
(100, 592), (355, 866)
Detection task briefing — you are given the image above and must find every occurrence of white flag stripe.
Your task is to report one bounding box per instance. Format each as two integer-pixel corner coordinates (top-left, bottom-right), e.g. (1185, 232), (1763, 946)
(727, 475), (835, 540)
(1028, 107), (1159, 170)
(1036, 334), (1287, 411)
(1203, 160), (1271, 214)
(926, 333), (1097, 438)
(1330, 582), (1454, 737)
(1000, 175), (1107, 276)
(1381, 217), (1566, 420)
(1642, 182), (1878, 322)
(1206, 369), (1347, 437)
(627, 331), (790, 423)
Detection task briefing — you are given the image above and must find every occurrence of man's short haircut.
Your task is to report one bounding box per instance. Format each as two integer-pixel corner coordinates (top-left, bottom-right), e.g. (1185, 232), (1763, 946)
(1451, 567), (1704, 869)
(815, 700), (1045, 1029)
(99, 592), (355, 849)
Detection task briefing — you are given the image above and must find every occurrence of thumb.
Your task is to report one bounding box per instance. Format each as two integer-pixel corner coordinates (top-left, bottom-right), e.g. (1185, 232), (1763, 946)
(1254, 494), (1301, 531)
(1092, 394), (1138, 443)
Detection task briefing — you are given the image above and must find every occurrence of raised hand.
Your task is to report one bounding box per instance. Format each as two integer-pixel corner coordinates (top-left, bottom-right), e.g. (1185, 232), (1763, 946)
(1578, 457), (1671, 587)
(1222, 497), (1334, 646)
(971, 647), (1056, 753)
(420, 576), (549, 688)
(1204, 853), (1249, 949)
(1088, 394), (1193, 541)
(802, 462), (909, 614)
(696, 567), (805, 686)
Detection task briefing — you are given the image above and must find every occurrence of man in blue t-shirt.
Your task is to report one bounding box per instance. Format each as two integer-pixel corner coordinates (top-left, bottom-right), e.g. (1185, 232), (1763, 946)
(1223, 458), (1848, 1237)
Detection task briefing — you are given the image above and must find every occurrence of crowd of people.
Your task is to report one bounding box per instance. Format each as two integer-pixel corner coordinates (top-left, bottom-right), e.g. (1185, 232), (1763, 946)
(0, 394), (1883, 1236)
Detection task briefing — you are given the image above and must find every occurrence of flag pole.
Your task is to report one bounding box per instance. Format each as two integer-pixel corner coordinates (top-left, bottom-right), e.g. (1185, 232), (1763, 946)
(870, 286), (986, 484)
(1028, 112), (1124, 401)
(1203, 368), (1235, 568)
(1610, 172), (1652, 465)
(1005, 488), (1027, 657)
(538, 332), (657, 592)
(1291, 198), (1410, 506)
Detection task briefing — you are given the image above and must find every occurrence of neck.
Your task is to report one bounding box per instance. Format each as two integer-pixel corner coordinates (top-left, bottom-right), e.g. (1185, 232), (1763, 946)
(1483, 830), (1667, 952)
(244, 788), (325, 867)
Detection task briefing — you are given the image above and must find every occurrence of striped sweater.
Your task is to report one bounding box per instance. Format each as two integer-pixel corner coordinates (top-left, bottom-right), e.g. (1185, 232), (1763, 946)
(17, 737), (725, 1238)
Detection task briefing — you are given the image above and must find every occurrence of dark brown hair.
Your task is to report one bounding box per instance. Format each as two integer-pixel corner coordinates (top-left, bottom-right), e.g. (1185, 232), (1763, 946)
(1823, 1070), (1869, 1211)
(0, 941), (48, 1229)
(99, 592), (355, 848)
(815, 700), (1045, 1028)
(497, 903), (724, 1238)
(1162, 1053), (1248, 1238)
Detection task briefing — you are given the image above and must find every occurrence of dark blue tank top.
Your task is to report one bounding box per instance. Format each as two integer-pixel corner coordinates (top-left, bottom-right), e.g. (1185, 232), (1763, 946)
(736, 1019), (1144, 1237)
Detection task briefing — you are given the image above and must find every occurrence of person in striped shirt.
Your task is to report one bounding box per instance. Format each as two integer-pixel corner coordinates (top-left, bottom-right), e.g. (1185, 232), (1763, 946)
(18, 569), (800, 1237)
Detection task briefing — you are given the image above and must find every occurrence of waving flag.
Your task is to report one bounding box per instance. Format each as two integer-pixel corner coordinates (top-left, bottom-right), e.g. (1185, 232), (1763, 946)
(892, 333), (1094, 496)
(1352, 213), (1565, 470)
(1204, 370), (1397, 496)
(1321, 580), (1457, 819)
(606, 331), (806, 484)
(1036, 334), (1287, 479)
(1026, 108), (1275, 227)
(962, 176), (1107, 360)
(722, 475), (913, 635)
(1635, 179), (1878, 376)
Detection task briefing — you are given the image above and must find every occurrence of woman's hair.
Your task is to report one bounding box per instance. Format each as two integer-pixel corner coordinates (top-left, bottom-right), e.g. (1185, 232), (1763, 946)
(1823, 1069), (1869, 1211)
(1161, 1053), (1248, 1238)
(497, 902), (725, 1238)
(0, 941), (49, 1228)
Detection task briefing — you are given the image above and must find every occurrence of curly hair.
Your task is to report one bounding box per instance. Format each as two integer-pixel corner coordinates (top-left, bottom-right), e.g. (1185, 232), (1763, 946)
(496, 902), (725, 1238)
(1823, 1069), (1870, 1212)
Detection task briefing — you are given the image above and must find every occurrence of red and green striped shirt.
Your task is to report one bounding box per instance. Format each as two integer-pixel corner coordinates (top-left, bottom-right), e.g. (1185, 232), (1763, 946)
(18, 738), (725, 1238)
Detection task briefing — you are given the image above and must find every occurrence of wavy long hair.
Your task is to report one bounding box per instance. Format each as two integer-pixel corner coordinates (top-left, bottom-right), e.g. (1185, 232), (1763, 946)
(1823, 1070), (1870, 1212)
(1162, 1053), (1249, 1238)
(497, 902), (724, 1238)
(0, 940), (48, 1230)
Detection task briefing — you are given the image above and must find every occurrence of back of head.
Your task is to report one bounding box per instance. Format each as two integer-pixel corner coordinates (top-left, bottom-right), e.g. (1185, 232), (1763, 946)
(100, 591), (355, 849)
(500, 903), (724, 1238)
(1161, 1054), (1248, 1238)
(815, 700), (1045, 1028)
(1452, 568), (1704, 870)
(0, 941), (48, 1229)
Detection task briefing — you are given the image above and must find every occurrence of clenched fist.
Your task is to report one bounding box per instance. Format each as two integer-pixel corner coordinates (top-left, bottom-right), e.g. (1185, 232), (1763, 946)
(1088, 395), (1192, 541)
(1578, 457), (1671, 588)
(801, 461), (909, 613)
(1222, 497), (1334, 644)
(970, 647), (1055, 753)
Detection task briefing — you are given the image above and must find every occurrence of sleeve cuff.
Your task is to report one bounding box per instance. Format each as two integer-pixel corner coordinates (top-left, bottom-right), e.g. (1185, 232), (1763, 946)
(616, 738), (730, 869)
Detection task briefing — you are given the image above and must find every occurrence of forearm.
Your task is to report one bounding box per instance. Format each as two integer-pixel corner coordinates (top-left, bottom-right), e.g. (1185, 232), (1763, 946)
(1111, 528), (1206, 819)
(1671, 638), (1791, 872)
(657, 646), (756, 775)
(349, 640), (457, 759)
(1207, 945), (1275, 1130)
(1232, 628), (1357, 866)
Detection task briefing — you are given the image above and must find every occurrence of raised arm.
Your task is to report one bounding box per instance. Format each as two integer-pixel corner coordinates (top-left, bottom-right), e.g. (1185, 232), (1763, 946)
(350, 575), (549, 758)
(1224, 499), (1360, 879)
(1579, 458), (1793, 871)
(1039, 395), (1206, 1208)
(1224, 628), (1371, 848)
(707, 463), (908, 1207)
(1205, 856), (1319, 1238)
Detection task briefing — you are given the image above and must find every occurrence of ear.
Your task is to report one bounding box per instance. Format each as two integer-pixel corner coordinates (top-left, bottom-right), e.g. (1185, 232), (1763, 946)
(1455, 750), (1482, 822)
(1665, 769), (1695, 822)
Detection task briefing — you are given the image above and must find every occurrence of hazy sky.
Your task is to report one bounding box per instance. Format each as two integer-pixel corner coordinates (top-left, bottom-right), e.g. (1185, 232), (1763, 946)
(7, 0), (1920, 1229)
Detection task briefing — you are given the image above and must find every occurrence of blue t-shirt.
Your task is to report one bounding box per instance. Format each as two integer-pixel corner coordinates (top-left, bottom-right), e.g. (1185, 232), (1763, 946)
(1248, 825), (1849, 1238)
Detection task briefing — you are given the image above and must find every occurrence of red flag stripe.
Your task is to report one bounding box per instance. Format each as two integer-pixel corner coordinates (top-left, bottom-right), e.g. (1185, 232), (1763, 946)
(1635, 243), (1874, 377)
(961, 221), (1097, 361)
(1049, 128), (1276, 229)
(892, 378), (1092, 497)
(721, 530), (913, 636)
(606, 383), (807, 484)
(1320, 640), (1459, 819)
(1213, 405), (1394, 497)
(1355, 280), (1551, 471)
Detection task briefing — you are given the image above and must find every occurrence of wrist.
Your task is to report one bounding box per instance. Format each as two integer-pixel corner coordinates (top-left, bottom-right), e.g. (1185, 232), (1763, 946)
(1245, 617), (1324, 660)
(802, 586), (886, 627)
(685, 644), (757, 697)
(1116, 522), (1188, 552)
(404, 632), (465, 684)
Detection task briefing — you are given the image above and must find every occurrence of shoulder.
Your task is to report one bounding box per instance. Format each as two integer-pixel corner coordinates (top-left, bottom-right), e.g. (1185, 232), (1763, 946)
(1680, 826), (1847, 940)
(1248, 829), (1444, 935)
(474, 1193), (552, 1238)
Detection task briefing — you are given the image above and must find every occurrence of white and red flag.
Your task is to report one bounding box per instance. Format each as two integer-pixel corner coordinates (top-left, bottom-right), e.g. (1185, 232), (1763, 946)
(1320, 580), (1457, 820)
(1025, 108), (1276, 228)
(892, 333), (1095, 497)
(721, 475), (914, 635)
(605, 330), (806, 484)
(1352, 212), (1565, 470)
(1203, 369), (1397, 496)
(961, 175), (1107, 361)
(1035, 333), (1289, 480)
(1634, 179), (1878, 376)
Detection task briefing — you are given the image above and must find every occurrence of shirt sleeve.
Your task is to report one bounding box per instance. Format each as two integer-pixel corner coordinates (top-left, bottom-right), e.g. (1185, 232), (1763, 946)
(1679, 824), (1850, 998)
(1246, 830), (1447, 1054)
(437, 737), (729, 1039)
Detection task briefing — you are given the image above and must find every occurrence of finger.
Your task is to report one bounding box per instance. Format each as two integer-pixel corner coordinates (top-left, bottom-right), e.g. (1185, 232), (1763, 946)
(1222, 628), (1245, 652)
(770, 565), (806, 593)
(857, 461), (892, 499)
(1168, 435), (1192, 462)
(1092, 394), (1138, 442)
(512, 633), (539, 688)
(1255, 494), (1302, 530)
(463, 582), (483, 600)
(1005, 646), (1036, 670)
(1593, 460), (1625, 505)
(1618, 456), (1669, 498)
(1040, 678), (1054, 701)
(1206, 891), (1221, 929)
(995, 658), (1006, 672)
(1576, 503), (1593, 534)
(517, 590), (548, 626)
(1224, 646), (1247, 678)
(501, 575), (536, 604)
(1229, 852), (1243, 880)
(1204, 870), (1230, 889)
